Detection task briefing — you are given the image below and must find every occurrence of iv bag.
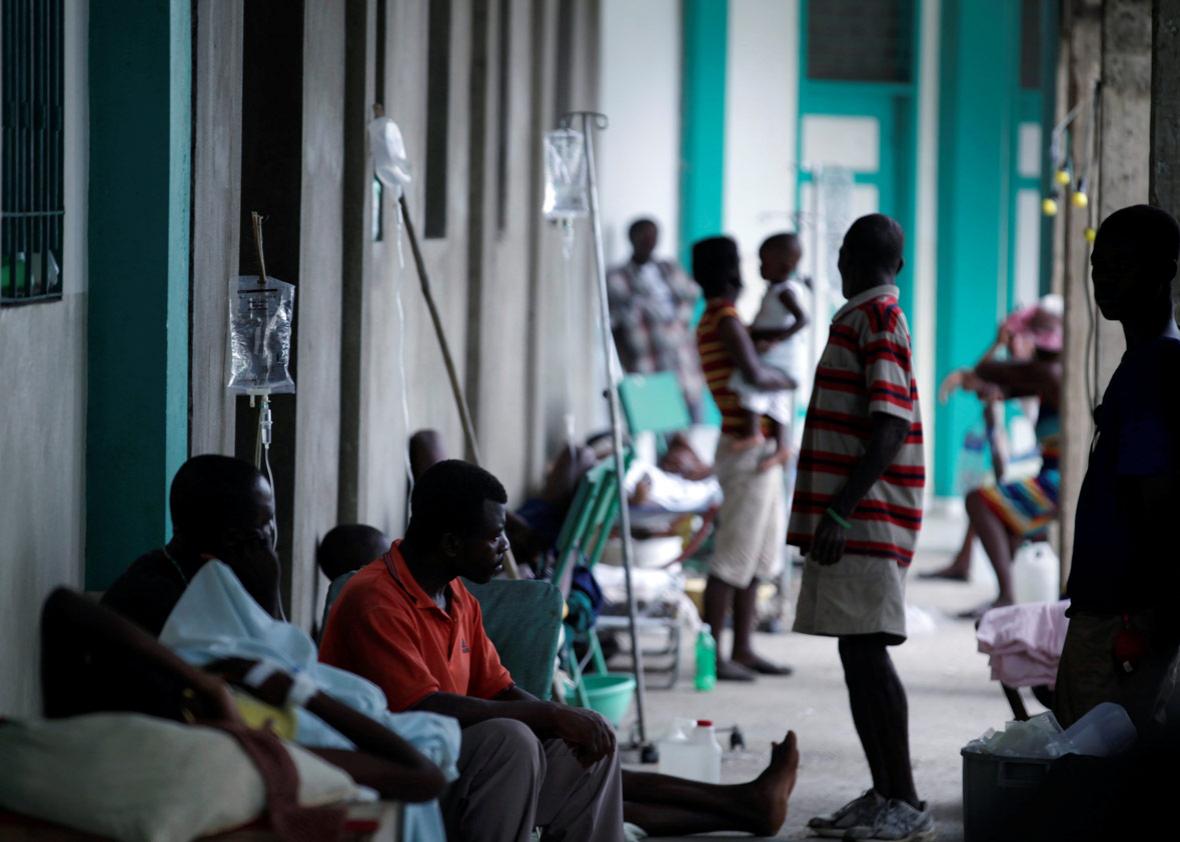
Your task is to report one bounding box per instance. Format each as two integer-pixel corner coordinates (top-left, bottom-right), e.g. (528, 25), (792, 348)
(369, 116), (412, 197)
(542, 129), (589, 220)
(227, 275), (296, 395)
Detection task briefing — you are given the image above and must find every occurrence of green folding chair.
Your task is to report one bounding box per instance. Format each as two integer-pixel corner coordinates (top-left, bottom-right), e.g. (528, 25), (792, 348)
(464, 578), (564, 699)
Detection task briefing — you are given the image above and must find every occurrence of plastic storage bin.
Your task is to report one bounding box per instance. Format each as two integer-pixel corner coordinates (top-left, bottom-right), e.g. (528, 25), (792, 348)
(961, 748), (1053, 842)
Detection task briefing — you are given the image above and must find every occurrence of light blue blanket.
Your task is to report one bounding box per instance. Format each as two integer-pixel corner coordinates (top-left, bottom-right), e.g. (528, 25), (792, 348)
(160, 561), (460, 842)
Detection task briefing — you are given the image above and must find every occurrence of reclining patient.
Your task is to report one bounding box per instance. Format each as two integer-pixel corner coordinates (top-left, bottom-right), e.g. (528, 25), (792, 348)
(321, 459), (801, 840)
(97, 453), (459, 840)
(39, 586), (447, 806)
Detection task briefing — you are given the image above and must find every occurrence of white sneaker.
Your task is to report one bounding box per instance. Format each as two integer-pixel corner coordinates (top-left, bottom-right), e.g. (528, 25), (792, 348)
(844, 798), (935, 841)
(807, 789), (886, 838)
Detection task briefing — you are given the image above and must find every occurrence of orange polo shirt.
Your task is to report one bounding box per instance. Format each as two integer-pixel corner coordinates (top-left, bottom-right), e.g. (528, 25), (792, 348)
(319, 541), (514, 712)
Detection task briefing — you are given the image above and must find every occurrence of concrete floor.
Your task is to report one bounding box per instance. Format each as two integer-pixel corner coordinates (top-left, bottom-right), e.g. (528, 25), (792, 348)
(614, 508), (1035, 840)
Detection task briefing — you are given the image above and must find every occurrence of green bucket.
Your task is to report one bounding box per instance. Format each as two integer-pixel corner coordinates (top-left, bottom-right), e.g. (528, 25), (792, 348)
(580, 673), (636, 726)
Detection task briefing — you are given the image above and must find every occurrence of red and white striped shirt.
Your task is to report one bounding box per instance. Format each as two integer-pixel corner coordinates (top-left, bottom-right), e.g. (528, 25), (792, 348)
(787, 285), (926, 565)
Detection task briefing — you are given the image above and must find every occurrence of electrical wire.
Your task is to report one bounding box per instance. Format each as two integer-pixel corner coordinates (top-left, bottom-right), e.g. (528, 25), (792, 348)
(395, 202), (414, 497)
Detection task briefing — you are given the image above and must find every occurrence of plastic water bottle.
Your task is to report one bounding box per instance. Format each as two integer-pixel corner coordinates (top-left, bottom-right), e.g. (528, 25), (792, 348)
(1012, 542), (1061, 604)
(691, 720), (723, 783)
(695, 625), (717, 692)
(657, 719), (723, 783)
(1052, 702), (1138, 757)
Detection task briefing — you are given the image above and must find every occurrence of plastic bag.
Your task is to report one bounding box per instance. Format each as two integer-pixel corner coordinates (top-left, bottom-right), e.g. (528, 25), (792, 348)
(227, 275), (296, 395)
(542, 128), (589, 220)
(369, 116), (412, 197)
(964, 711), (1065, 758)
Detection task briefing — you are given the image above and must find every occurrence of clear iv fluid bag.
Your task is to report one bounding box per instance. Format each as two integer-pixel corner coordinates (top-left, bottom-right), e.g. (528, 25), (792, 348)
(228, 275), (296, 395)
(542, 129), (589, 221)
(369, 117), (412, 197)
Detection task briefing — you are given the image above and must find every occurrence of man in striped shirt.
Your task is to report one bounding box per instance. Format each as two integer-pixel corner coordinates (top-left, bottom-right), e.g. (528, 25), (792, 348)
(789, 215), (933, 841)
(693, 236), (797, 682)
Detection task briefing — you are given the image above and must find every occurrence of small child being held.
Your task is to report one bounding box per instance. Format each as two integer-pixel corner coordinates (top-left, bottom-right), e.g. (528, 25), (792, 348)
(727, 233), (811, 455)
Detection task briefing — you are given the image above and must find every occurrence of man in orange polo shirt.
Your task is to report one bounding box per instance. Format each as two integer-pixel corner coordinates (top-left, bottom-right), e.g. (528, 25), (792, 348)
(320, 460), (623, 842)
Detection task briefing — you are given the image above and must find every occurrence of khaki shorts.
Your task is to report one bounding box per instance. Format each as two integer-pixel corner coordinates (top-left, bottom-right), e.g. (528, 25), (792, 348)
(793, 554), (908, 643)
(708, 436), (786, 589)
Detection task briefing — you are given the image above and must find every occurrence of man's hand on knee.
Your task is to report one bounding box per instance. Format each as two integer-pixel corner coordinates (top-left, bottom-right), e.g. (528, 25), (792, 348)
(551, 706), (616, 767)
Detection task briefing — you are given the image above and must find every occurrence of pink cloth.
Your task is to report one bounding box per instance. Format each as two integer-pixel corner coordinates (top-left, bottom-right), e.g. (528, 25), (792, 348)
(976, 600), (1070, 688)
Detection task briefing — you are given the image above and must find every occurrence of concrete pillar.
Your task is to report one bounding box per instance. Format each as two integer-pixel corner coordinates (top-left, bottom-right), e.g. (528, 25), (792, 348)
(1058, 0), (1102, 583)
(1058, 0), (1151, 579)
(190, 0), (243, 458)
(86, 0), (191, 589)
(1151, 0), (1180, 313)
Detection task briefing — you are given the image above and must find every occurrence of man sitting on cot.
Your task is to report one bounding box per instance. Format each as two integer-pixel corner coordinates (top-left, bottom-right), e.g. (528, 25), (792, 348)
(101, 453), (284, 637)
(320, 459), (801, 840)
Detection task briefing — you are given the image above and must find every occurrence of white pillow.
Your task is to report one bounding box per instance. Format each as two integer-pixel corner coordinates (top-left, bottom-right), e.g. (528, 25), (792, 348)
(0, 713), (361, 842)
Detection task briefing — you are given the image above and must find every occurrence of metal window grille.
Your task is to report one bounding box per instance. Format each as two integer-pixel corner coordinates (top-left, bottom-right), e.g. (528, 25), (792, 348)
(1, 0), (64, 306)
(1019, 0), (1042, 91)
(807, 0), (914, 84)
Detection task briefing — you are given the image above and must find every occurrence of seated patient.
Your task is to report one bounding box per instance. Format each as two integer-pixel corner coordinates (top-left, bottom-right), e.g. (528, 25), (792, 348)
(318, 523), (391, 634)
(101, 454), (282, 636)
(320, 460), (800, 840)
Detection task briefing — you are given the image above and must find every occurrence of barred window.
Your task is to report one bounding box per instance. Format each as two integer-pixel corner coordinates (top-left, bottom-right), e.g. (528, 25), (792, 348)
(2, 0), (64, 305)
(807, 0), (914, 84)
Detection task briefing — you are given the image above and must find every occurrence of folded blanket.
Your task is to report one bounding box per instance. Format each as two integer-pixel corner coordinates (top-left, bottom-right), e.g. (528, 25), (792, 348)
(976, 600), (1070, 688)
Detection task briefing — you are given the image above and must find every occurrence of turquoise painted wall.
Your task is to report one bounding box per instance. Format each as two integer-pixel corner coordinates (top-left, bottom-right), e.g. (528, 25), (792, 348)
(87, 0), (192, 589)
(933, 0), (1020, 496)
(679, 0), (728, 269)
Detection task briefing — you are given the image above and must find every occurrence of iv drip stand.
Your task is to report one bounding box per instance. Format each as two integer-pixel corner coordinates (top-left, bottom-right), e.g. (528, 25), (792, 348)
(560, 110), (651, 753)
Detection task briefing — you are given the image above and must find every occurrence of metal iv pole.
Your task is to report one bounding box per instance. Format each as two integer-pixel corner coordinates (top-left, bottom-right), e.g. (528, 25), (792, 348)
(559, 110), (651, 755)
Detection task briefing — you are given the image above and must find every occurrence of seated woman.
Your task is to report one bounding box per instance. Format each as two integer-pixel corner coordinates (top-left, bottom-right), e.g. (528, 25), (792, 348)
(39, 586), (447, 804)
(938, 300), (1064, 617)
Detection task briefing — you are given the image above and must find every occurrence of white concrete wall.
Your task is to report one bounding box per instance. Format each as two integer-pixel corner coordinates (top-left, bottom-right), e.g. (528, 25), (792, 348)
(724, 0), (799, 320)
(597, 0), (681, 267)
(0, 1), (89, 716)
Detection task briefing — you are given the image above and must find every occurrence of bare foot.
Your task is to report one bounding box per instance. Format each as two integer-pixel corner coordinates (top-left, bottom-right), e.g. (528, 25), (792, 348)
(956, 596), (1015, 622)
(733, 653), (794, 676)
(716, 659), (757, 682)
(745, 731), (800, 836)
(918, 563), (970, 582)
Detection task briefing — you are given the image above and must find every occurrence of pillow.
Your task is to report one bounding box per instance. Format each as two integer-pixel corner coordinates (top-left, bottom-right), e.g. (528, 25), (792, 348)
(0, 713), (361, 842)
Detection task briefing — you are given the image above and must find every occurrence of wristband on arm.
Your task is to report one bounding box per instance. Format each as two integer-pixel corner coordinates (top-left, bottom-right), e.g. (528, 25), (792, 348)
(825, 508), (852, 530)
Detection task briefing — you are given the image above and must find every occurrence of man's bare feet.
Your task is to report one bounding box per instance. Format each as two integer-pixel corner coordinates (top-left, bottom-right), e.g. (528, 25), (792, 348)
(744, 731), (800, 836)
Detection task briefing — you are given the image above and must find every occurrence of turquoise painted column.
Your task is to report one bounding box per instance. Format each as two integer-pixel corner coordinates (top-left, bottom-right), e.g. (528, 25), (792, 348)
(933, 0), (1019, 496)
(679, 0), (727, 269)
(87, 0), (192, 589)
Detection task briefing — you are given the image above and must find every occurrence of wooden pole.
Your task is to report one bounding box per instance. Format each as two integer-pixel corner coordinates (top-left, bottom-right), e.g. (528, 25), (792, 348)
(398, 193), (522, 581)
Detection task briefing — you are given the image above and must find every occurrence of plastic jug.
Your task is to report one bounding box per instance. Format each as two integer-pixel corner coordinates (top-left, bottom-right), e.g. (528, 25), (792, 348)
(1053, 702), (1137, 757)
(658, 719), (722, 783)
(1013, 542), (1060, 604)
(694, 625), (717, 692)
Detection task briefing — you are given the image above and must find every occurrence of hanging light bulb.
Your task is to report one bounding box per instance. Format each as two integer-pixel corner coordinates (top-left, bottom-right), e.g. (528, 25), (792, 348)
(1072, 177), (1089, 209)
(1055, 168), (1072, 186)
(1042, 197), (1059, 217)
(1084, 227), (1097, 243)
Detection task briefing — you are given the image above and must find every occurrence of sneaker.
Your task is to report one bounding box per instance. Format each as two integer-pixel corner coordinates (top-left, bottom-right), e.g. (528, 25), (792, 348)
(807, 789), (886, 838)
(844, 799), (935, 841)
